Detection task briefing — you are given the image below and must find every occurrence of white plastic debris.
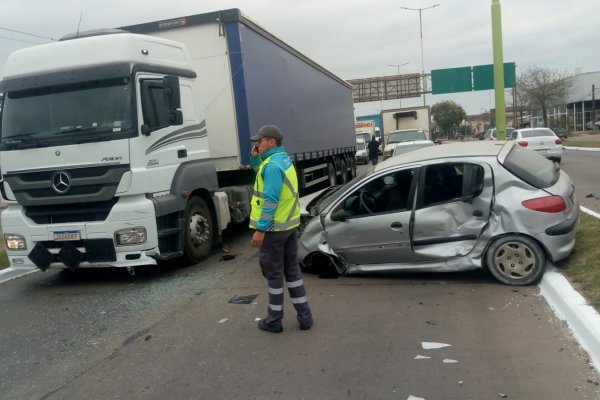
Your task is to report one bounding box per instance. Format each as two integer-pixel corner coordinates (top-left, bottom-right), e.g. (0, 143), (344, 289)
(422, 342), (451, 350)
(219, 318), (228, 324)
(414, 355), (431, 360)
(443, 359), (459, 364)
(407, 396), (426, 400)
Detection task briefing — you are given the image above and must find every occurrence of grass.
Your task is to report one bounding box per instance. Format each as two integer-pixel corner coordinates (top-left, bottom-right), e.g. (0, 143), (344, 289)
(558, 213), (600, 310)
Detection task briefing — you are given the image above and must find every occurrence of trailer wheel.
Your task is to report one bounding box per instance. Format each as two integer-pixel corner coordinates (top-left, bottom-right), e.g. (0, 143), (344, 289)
(184, 196), (214, 263)
(327, 162), (336, 187)
(338, 159), (348, 184)
(348, 157), (356, 179)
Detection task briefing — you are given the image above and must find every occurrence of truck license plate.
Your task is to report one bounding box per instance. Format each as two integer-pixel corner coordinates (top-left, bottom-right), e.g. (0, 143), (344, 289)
(53, 231), (81, 241)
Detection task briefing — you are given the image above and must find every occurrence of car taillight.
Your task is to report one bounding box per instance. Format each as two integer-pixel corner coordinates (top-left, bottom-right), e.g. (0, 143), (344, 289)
(521, 195), (566, 213)
(555, 139), (562, 145)
(517, 141), (528, 147)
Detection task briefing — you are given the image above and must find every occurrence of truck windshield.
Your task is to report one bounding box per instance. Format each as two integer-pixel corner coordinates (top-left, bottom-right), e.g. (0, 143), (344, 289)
(387, 130), (426, 144)
(1, 77), (133, 149)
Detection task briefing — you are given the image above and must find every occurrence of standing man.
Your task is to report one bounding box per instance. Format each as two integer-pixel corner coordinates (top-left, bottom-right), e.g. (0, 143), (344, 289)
(249, 125), (313, 333)
(368, 134), (379, 165)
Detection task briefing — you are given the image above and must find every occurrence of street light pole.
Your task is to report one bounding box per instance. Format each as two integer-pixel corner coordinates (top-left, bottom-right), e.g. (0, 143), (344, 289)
(400, 4), (439, 107)
(388, 62), (409, 109)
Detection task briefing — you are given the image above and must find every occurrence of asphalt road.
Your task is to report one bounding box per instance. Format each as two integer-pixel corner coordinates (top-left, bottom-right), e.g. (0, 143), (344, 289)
(2, 223), (600, 399)
(561, 148), (600, 214)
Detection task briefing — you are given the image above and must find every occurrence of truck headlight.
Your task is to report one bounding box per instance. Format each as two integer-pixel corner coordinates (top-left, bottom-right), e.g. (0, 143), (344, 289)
(115, 227), (147, 246)
(4, 234), (27, 250)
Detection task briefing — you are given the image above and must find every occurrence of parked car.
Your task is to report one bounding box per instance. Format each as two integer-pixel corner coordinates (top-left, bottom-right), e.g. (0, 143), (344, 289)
(383, 129), (427, 159)
(355, 138), (368, 164)
(585, 118), (600, 130)
(508, 127), (563, 163)
(391, 140), (435, 157)
(482, 127), (515, 141)
(299, 141), (578, 286)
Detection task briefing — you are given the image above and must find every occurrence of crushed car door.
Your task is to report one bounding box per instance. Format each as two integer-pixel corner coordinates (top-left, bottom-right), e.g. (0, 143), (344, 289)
(324, 168), (417, 265)
(412, 161), (493, 261)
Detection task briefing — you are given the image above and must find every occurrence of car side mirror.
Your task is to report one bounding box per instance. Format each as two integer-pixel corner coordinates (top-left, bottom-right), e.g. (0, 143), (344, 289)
(330, 207), (346, 222)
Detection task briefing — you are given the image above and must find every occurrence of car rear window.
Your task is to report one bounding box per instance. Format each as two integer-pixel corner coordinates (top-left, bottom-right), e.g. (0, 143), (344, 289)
(521, 129), (555, 138)
(501, 145), (558, 188)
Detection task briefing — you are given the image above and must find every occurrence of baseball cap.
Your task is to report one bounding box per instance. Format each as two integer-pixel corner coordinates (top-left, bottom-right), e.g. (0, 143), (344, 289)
(250, 125), (284, 141)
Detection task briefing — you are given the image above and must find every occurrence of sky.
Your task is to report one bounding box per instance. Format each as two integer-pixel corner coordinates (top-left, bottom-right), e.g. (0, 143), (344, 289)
(0, 0), (598, 116)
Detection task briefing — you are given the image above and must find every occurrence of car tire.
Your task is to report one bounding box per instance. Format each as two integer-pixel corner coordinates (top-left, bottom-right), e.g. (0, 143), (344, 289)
(485, 235), (546, 286)
(184, 196), (214, 264)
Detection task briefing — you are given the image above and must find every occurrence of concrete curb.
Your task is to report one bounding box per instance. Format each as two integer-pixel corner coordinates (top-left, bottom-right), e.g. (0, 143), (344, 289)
(0, 266), (38, 284)
(538, 205), (600, 369)
(563, 146), (600, 152)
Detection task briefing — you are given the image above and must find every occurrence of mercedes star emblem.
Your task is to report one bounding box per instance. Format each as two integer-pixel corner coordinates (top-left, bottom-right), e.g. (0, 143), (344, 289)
(51, 171), (71, 194)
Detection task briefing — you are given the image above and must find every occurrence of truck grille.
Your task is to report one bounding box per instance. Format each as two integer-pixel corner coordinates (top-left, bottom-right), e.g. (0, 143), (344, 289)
(24, 198), (119, 224)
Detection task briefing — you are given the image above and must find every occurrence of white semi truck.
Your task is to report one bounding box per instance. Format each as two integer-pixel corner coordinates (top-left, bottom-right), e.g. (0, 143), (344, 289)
(0, 9), (356, 272)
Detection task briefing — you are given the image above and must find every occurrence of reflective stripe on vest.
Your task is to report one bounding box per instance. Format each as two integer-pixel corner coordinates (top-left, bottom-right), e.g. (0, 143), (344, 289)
(249, 153), (300, 231)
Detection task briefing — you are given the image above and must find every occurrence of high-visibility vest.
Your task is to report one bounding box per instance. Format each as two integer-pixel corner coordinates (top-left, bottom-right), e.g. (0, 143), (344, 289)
(249, 153), (300, 232)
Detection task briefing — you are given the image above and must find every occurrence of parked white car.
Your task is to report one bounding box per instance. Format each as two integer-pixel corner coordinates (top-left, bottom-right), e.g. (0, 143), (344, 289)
(383, 129), (427, 159)
(508, 127), (563, 163)
(355, 138), (368, 164)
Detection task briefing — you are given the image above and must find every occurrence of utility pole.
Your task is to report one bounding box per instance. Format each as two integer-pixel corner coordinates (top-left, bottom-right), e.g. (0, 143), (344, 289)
(491, 0), (506, 140)
(388, 62), (409, 109)
(593, 84), (597, 131)
(400, 5), (439, 107)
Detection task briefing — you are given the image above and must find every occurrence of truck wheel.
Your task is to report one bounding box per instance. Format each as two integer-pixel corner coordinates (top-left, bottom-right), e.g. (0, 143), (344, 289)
(485, 235), (546, 286)
(348, 157), (356, 179)
(184, 196), (214, 263)
(338, 159), (348, 184)
(327, 162), (336, 187)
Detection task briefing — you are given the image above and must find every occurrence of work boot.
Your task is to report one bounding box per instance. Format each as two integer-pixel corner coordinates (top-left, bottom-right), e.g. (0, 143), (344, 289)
(299, 317), (314, 331)
(258, 319), (283, 333)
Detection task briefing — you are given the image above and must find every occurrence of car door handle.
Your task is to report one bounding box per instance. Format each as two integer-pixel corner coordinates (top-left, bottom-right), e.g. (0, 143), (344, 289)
(391, 222), (403, 229)
(472, 210), (483, 217)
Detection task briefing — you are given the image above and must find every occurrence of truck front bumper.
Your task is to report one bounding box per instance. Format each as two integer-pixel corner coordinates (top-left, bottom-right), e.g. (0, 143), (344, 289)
(2, 196), (160, 270)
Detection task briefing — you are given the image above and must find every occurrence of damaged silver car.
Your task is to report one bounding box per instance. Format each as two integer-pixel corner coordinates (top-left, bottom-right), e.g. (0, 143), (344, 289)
(299, 141), (579, 285)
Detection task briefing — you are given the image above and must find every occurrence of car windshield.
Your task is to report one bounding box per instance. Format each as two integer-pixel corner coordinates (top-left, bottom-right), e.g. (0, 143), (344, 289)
(501, 144), (559, 188)
(356, 140), (367, 150)
(387, 130), (426, 144)
(1, 77), (133, 149)
(521, 129), (555, 138)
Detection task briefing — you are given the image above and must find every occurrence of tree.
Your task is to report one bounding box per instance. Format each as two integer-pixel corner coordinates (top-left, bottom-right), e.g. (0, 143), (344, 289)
(431, 101), (467, 139)
(517, 66), (572, 127)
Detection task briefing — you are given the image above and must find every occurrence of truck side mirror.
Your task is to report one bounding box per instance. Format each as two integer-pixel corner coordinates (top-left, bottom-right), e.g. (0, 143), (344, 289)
(163, 75), (181, 109)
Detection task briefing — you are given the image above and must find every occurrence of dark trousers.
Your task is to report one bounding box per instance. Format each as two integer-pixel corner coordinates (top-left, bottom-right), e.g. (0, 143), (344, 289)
(259, 229), (312, 325)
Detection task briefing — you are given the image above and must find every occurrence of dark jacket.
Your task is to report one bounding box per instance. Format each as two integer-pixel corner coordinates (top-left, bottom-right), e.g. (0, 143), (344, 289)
(367, 139), (379, 158)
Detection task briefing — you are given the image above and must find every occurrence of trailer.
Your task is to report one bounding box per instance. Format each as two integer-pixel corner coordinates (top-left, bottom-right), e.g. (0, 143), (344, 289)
(0, 9), (356, 272)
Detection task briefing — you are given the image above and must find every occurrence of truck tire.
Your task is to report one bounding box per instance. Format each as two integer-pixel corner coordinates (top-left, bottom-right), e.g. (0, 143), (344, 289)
(327, 162), (336, 187)
(184, 196), (214, 263)
(338, 159), (348, 184)
(348, 157), (356, 179)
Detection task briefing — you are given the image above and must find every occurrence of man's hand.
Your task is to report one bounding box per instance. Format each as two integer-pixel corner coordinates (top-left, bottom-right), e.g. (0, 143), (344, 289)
(250, 230), (265, 248)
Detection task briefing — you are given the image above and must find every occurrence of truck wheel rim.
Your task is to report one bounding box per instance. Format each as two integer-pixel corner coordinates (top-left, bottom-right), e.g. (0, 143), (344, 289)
(493, 241), (536, 280)
(189, 213), (210, 246)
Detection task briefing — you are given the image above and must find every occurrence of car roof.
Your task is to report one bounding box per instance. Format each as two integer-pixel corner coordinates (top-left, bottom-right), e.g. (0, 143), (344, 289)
(375, 141), (507, 170)
(387, 129), (425, 134)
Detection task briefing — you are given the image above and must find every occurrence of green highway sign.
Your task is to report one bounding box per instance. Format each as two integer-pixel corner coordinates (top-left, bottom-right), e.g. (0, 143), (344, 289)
(473, 62), (515, 91)
(431, 62), (515, 94)
(431, 67), (472, 94)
